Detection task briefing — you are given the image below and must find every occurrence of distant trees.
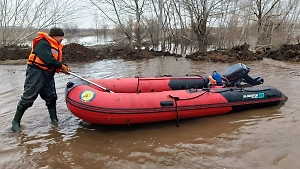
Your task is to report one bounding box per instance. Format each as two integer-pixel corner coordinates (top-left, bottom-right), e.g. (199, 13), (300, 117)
(89, 0), (149, 49)
(249, 0), (300, 47)
(88, 0), (300, 53)
(2, 0), (300, 53)
(0, 0), (81, 46)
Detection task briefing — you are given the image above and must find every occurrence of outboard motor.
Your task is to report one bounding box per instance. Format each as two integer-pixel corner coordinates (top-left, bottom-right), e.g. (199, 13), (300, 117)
(223, 63), (264, 87)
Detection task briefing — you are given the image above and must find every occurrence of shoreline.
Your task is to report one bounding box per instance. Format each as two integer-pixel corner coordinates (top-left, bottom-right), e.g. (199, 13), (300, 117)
(0, 59), (27, 65)
(1, 43), (300, 64)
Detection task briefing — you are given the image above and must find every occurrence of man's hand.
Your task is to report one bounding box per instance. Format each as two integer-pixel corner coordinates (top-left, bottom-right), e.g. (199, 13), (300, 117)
(61, 64), (71, 75)
(208, 75), (217, 86)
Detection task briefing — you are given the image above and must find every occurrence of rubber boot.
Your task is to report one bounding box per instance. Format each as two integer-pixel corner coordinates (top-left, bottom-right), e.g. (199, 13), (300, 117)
(48, 107), (58, 125)
(12, 110), (25, 132)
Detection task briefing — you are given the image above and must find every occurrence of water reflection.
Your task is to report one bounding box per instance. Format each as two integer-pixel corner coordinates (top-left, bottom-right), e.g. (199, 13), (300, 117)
(64, 35), (114, 46)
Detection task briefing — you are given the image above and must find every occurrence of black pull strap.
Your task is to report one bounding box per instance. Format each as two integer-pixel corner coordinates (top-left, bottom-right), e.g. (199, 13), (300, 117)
(169, 95), (180, 127)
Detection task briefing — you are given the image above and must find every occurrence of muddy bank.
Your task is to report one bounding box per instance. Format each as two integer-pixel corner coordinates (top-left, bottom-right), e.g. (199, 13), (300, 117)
(262, 43), (300, 62)
(186, 43), (264, 62)
(0, 43), (180, 64)
(1, 42), (300, 64)
(185, 43), (300, 62)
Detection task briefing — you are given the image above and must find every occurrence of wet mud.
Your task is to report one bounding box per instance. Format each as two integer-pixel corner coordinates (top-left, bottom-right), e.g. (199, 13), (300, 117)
(1, 42), (300, 63)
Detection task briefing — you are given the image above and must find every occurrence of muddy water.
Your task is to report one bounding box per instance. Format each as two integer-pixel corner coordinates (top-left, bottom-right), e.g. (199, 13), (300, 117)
(0, 57), (299, 169)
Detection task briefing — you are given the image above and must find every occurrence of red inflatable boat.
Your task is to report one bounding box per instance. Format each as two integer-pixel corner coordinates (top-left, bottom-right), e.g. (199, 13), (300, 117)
(65, 63), (288, 125)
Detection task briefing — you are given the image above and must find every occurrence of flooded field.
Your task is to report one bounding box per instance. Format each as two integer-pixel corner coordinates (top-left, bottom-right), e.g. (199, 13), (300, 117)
(0, 57), (299, 169)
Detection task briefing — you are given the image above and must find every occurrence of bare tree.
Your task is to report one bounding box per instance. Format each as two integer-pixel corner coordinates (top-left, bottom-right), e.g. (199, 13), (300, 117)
(249, 0), (298, 47)
(92, 12), (102, 37)
(84, 0), (300, 53)
(145, 18), (159, 49)
(0, 0), (81, 46)
(275, 0), (300, 44)
(215, 0), (240, 49)
(183, 0), (226, 52)
(171, 0), (192, 55)
(150, 0), (169, 52)
(89, 0), (149, 49)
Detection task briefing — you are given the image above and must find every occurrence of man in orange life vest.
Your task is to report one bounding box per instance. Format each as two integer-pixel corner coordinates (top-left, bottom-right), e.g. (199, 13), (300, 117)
(12, 27), (70, 132)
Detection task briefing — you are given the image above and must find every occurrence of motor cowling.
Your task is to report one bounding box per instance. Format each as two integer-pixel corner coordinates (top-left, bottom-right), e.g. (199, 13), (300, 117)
(223, 63), (264, 87)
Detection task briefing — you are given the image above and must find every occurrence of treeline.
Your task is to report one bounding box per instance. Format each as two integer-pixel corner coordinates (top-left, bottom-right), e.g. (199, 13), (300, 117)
(1, 0), (300, 55)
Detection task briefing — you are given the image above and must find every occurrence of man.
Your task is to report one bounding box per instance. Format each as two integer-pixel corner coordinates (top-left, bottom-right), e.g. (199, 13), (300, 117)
(12, 27), (70, 132)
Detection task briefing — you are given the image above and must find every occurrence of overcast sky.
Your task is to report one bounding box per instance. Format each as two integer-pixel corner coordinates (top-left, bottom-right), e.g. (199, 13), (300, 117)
(72, 7), (112, 29)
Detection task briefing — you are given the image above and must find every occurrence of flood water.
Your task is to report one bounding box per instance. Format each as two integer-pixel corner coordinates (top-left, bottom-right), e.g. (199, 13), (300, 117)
(0, 57), (299, 169)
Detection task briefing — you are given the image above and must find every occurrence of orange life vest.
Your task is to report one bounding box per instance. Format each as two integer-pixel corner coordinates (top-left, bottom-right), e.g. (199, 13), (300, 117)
(27, 32), (63, 73)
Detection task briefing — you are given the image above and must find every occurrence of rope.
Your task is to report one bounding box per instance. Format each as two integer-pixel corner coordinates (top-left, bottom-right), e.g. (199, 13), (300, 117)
(136, 77), (140, 93)
(167, 86), (267, 127)
(168, 90), (209, 127)
(173, 97), (179, 127)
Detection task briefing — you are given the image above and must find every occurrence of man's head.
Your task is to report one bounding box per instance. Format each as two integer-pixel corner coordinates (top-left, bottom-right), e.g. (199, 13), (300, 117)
(49, 27), (64, 44)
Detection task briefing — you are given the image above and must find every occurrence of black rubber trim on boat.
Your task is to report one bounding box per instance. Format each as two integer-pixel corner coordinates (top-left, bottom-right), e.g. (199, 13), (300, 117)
(168, 75), (209, 90)
(160, 101), (174, 107)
